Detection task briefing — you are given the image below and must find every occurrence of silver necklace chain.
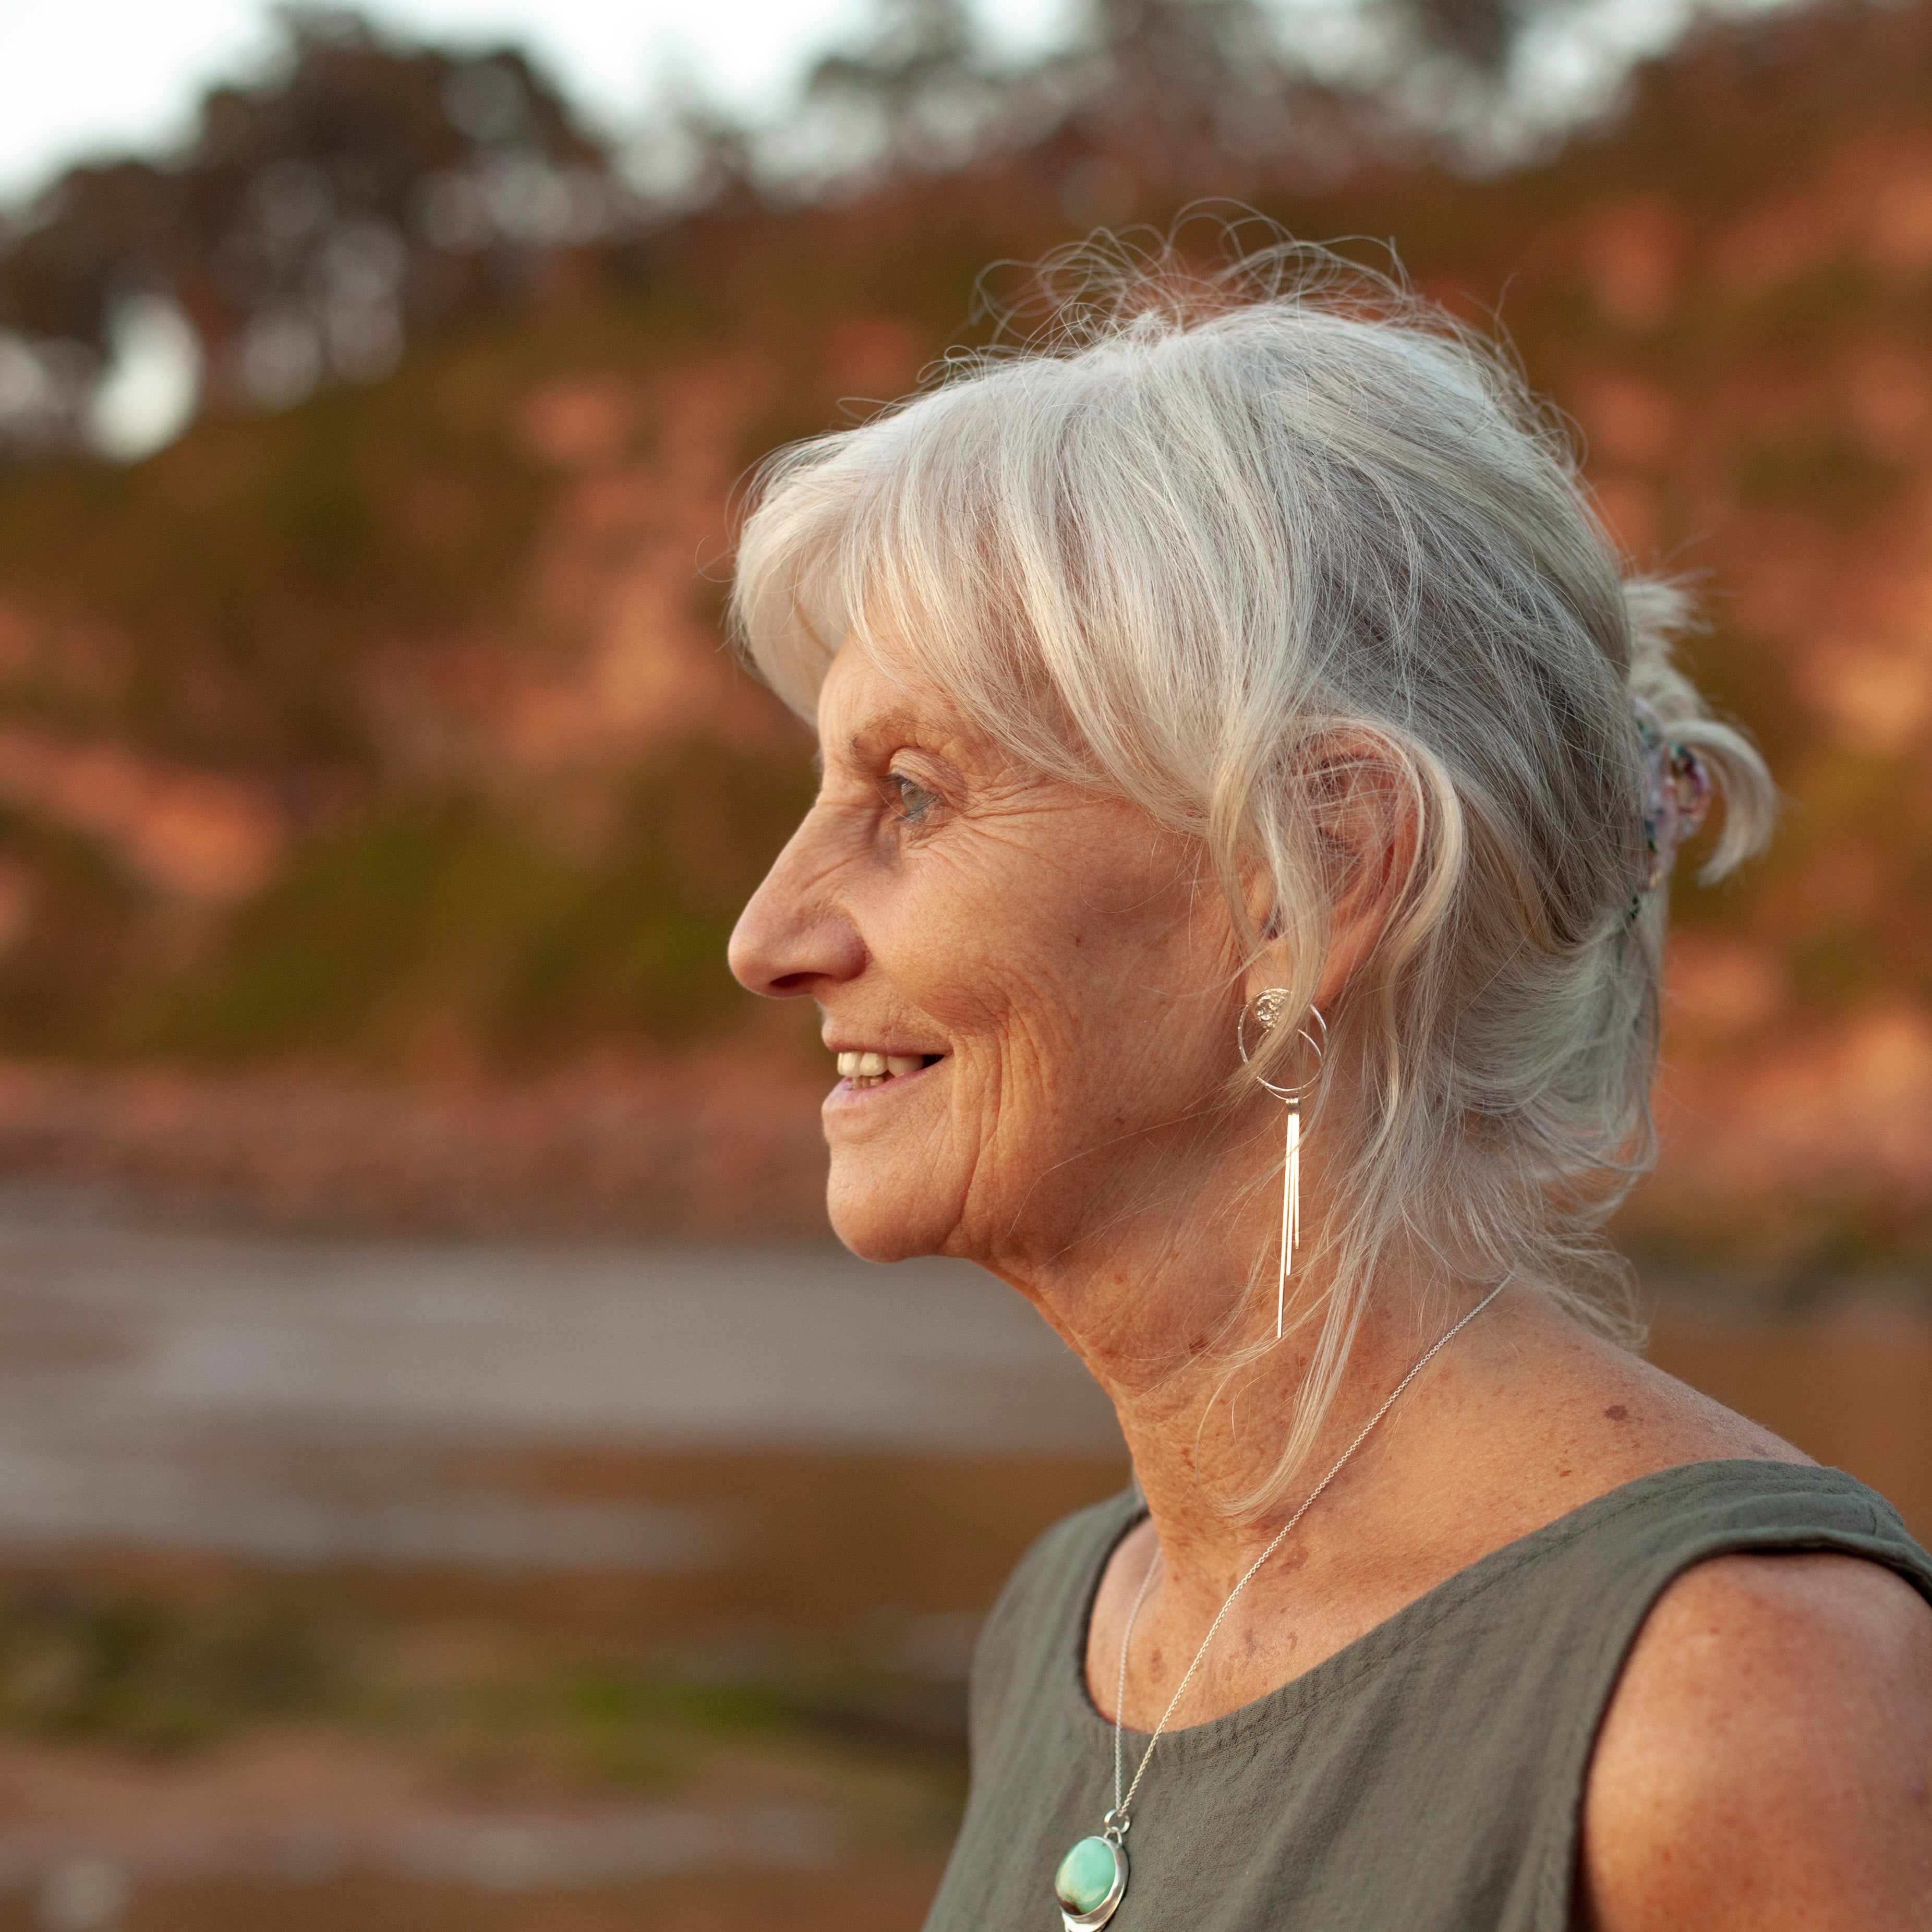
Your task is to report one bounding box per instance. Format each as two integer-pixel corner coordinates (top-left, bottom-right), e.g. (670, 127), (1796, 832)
(1107, 1277), (1509, 1826)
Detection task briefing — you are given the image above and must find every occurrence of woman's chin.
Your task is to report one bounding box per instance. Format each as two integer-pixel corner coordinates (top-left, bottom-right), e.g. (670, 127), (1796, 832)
(825, 1165), (955, 1263)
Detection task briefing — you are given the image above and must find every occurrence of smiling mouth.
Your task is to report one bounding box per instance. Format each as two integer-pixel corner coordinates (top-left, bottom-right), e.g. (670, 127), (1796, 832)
(834, 1051), (943, 1090)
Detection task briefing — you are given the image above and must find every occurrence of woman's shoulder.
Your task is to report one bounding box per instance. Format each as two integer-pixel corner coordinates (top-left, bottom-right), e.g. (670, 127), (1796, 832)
(1524, 1332), (1932, 1926)
(1438, 1319), (1929, 1607)
(1579, 1544), (1932, 1930)
(1429, 1307), (1818, 1564)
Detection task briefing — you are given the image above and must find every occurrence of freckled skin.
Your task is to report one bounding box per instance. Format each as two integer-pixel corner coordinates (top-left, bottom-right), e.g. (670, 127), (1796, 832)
(730, 642), (1932, 1931)
(1577, 1555), (1932, 1929)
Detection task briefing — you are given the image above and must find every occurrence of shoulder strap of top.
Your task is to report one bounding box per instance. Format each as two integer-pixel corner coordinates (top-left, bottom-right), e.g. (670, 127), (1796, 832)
(1490, 1458), (1932, 1628)
(965, 1488), (1139, 1765)
(1444, 1459), (1932, 1930)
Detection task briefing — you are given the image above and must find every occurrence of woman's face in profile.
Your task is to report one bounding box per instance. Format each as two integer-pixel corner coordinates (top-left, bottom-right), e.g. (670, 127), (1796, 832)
(729, 641), (1243, 1276)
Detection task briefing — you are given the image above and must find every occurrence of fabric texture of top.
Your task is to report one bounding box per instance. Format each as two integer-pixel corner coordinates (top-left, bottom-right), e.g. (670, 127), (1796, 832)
(920, 1459), (1932, 1932)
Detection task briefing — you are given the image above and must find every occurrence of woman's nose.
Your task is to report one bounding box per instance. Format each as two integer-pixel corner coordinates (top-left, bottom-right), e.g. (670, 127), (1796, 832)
(728, 815), (868, 999)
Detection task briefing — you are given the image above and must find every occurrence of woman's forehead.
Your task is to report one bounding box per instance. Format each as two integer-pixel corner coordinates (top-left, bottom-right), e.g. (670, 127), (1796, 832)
(816, 642), (965, 756)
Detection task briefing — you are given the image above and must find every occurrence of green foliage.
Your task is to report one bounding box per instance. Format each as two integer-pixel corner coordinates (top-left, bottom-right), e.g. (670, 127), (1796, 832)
(116, 741), (814, 1069)
(0, 347), (557, 765)
(0, 1591), (334, 1750)
(1743, 260), (1883, 342)
(567, 1670), (799, 1740)
(1734, 432), (1907, 524)
(0, 811), (149, 1049)
(0, 1582), (940, 1781)
(0, 5), (620, 448)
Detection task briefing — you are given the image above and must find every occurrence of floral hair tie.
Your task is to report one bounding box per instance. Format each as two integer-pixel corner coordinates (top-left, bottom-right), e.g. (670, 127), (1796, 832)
(1631, 696), (1711, 902)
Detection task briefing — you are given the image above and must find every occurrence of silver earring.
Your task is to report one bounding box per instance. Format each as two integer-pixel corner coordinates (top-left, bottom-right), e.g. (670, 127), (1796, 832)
(1237, 994), (1327, 1340)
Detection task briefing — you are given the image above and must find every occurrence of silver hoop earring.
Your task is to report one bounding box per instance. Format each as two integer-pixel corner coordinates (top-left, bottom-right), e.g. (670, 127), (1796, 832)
(1237, 994), (1327, 1340)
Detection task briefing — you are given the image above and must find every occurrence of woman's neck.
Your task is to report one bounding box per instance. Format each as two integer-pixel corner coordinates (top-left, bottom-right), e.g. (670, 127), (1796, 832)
(1117, 1284), (1465, 1593)
(984, 1130), (1467, 1596)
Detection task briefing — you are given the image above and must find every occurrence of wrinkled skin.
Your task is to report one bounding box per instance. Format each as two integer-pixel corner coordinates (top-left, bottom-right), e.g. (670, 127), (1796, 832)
(733, 646), (1243, 1279)
(731, 641), (1932, 1932)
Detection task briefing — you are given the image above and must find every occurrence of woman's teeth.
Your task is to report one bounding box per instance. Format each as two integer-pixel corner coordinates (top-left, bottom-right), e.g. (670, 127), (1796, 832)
(836, 1050), (926, 1088)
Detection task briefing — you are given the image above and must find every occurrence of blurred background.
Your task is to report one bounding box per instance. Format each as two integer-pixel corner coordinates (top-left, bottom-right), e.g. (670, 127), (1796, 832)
(0, 0), (1926, 1924)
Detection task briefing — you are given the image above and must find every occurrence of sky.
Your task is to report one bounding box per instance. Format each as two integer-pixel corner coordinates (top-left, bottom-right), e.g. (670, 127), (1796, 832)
(0, 0), (1076, 204)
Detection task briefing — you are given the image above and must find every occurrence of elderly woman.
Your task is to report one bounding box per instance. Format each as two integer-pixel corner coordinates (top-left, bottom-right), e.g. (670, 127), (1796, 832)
(726, 244), (1932, 1932)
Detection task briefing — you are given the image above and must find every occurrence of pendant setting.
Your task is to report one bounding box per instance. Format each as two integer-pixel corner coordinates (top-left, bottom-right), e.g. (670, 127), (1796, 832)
(1054, 1816), (1129, 1929)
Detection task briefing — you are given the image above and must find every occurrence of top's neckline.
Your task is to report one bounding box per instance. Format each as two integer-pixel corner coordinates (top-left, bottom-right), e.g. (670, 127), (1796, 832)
(1067, 1457), (1854, 1758)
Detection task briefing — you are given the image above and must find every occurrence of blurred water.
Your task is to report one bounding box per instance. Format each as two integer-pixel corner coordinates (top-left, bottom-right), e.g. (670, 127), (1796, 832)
(0, 1195), (1119, 1570)
(1, 1189), (1925, 1571)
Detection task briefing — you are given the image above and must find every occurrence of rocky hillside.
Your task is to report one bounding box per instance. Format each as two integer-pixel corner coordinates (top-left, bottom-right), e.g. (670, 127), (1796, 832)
(0, 0), (1926, 1268)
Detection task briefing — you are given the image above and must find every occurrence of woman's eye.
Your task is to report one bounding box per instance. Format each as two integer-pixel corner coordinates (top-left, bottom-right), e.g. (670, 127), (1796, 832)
(888, 772), (937, 823)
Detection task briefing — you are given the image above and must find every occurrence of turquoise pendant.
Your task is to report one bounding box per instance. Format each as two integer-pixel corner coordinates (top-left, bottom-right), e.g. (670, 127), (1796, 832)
(1054, 1831), (1128, 1929)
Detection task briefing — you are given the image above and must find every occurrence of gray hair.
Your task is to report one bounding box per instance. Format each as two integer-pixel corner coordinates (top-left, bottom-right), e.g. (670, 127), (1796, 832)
(731, 236), (1773, 1513)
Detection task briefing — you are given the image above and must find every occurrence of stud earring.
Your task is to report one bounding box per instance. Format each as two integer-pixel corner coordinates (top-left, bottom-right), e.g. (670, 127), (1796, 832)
(1237, 994), (1327, 1341)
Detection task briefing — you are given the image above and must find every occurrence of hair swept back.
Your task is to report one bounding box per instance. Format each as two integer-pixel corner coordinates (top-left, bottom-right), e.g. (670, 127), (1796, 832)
(728, 223), (1773, 1518)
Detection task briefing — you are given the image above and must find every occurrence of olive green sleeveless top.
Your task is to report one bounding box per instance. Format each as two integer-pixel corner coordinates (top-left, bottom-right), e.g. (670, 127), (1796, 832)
(921, 1460), (1932, 1932)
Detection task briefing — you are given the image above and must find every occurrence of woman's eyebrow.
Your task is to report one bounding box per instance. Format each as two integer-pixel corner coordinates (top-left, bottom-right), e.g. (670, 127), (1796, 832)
(837, 709), (925, 766)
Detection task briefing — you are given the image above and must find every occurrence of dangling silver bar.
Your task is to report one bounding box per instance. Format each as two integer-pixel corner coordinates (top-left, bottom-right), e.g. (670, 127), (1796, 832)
(1238, 994), (1326, 1344)
(1279, 1104), (1299, 1340)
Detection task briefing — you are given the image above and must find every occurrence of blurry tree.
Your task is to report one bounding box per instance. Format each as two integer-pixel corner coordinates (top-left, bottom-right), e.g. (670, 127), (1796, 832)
(0, 6), (634, 453)
(1010, 0), (1351, 225)
(798, 0), (1329, 214)
(792, 0), (1595, 222)
(1068, 0), (1315, 171)
(0, 0), (1705, 463)
(1408, 0), (1518, 70)
(805, 0), (1006, 172)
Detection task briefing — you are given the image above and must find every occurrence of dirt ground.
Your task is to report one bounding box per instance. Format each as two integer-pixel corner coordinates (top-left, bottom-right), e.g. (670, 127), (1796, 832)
(0, 1866), (952, 1932)
(0, 1728), (953, 1930)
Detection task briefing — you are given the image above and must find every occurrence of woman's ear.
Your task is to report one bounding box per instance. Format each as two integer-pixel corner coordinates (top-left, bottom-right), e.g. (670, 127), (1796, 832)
(1302, 730), (1422, 1011)
(1235, 728), (1422, 1010)
(1236, 843), (1310, 1009)
(1236, 850), (1282, 947)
